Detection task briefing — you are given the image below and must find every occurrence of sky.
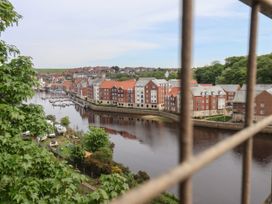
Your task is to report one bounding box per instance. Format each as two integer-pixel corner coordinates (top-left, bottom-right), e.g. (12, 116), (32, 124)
(2, 0), (272, 68)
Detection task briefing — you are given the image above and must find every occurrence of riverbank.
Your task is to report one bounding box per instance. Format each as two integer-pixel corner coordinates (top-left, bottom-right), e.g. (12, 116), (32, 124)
(71, 94), (272, 134)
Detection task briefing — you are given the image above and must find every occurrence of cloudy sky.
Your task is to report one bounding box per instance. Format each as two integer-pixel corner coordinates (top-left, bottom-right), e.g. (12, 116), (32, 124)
(2, 0), (272, 68)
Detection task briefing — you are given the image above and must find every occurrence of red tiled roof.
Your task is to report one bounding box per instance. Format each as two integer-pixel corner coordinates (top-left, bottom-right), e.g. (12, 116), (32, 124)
(169, 87), (180, 97)
(100, 79), (136, 90)
(62, 80), (73, 89)
(199, 84), (213, 87)
(191, 80), (198, 84)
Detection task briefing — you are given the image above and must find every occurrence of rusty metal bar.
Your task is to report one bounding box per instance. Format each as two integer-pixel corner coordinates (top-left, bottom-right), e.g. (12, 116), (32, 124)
(179, 0), (194, 203)
(241, 1), (260, 204)
(240, 0), (272, 18)
(111, 115), (272, 204)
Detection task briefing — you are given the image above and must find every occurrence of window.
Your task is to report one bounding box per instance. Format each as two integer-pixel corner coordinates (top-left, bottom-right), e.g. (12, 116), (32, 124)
(260, 103), (265, 108)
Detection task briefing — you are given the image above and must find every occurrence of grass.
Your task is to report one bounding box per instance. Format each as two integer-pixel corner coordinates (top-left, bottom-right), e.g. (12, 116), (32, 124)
(205, 115), (232, 122)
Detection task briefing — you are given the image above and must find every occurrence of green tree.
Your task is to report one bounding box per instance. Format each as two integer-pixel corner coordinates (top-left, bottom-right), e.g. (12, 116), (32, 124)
(92, 146), (113, 163)
(0, 1), (92, 202)
(61, 116), (70, 127)
(70, 145), (84, 163)
(195, 62), (224, 84)
(83, 127), (110, 152)
(100, 173), (129, 199)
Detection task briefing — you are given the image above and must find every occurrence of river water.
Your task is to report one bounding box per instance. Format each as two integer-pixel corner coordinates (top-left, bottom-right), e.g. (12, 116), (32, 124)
(29, 92), (272, 204)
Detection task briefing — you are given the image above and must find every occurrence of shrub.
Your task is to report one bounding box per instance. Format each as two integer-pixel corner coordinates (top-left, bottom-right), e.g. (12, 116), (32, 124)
(70, 145), (84, 163)
(83, 127), (110, 152)
(92, 146), (113, 163)
(60, 116), (70, 127)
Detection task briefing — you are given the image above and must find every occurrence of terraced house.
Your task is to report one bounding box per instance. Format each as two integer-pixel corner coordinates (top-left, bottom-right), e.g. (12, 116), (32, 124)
(191, 86), (226, 117)
(135, 78), (155, 108)
(233, 84), (272, 122)
(164, 87), (181, 113)
(144, 79), (169, 110)
(99, 79), (136, 107)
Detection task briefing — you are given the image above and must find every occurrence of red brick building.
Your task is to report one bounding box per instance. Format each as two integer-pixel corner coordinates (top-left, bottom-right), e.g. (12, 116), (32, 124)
(144, 79), (168, 110)
(218, 84), (240, 106)
(164, 87), (180, 113)
(99, 80), (113, 104)
(99, 79), (136, 107)
(232, 84), (272, 122)
(191, 86), (226, 117)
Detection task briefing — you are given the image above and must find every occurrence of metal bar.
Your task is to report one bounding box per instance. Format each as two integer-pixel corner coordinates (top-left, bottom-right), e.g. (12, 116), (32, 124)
(239, 0), (272, 19)
(241, 1), (259, 204)
(259, 0), (272, 6)
(111, 115), (272, 204)
(179, 0), (194, 203)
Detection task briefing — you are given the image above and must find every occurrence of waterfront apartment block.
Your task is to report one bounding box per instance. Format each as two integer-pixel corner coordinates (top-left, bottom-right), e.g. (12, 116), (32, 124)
(217, 84), (241, 106)
(164, 87), (180, 113)
(135, 78), (155, 108)
(99, 79), (136, 107)
(191, 86), (226, 118)
(144, 79), (168, 110)
(233, 84), (272, 122)
(43, 74), (233, 117)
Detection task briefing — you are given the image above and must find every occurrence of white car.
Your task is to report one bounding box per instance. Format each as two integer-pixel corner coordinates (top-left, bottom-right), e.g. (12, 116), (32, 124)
(46, 120), (54, 126)
(49, 140), (59, 147)
(56, 126), (67, 134)
(48, 133), (56, 138)
(22, 131), (31, 136)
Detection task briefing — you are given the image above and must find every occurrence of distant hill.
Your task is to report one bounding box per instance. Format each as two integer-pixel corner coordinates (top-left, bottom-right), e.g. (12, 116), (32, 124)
(35, 68), (67, 73)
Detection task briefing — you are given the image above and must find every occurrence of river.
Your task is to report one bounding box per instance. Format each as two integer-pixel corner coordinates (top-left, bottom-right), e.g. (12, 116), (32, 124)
(29, 92), (272, 204)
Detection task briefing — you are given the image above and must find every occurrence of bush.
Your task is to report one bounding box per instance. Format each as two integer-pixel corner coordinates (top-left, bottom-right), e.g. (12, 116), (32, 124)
(83, 127), (110, 152)
(134, 170), (150, 184)
(60, 116), (70, 127)
(92, 146), (113, 163)
(206, 115), (232, 122)
(99, 174), (129, 199)
(70, 145), (84, 163)
(83, 157), (112, 177)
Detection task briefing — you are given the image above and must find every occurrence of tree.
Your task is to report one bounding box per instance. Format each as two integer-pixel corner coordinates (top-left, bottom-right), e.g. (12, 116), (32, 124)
(92, 146), (113, 163)
(83, 127), (110, 152)
(0, 1), (92, 202)
(111, 66), (120, 73)
(70, 145), (84, 163)
(61, 116), (70, 127)
(87, 173), (129, 202)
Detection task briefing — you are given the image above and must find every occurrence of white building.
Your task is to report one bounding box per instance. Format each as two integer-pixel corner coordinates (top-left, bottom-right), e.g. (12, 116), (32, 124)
(135, 78), (155, 108)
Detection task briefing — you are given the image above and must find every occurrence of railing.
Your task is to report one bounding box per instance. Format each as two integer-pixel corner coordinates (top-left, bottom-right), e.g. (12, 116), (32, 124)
(111, 0), (272, 204)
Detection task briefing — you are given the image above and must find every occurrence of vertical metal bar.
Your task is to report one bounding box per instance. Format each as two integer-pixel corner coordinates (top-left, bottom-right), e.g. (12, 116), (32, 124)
(241, 1), (259, 204)
(179, 0), (194, 203)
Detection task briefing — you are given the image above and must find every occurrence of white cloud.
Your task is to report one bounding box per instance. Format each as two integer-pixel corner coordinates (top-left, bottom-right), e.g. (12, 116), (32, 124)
(3, 0), (244, 67)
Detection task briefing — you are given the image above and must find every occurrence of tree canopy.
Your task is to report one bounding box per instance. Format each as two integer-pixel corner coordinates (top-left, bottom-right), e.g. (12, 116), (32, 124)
(0, 1), (91, 202)
(194, 53), (272, 85)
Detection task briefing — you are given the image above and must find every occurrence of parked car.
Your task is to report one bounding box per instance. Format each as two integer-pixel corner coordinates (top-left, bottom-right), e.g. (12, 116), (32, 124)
(56, 126), (67, 134)
(46, 120), (54, 126)
(49, 140), (59, 147)
(48, 133), (56, 138)
(22, 131), (31, 140)
(37, 135), (47, 142)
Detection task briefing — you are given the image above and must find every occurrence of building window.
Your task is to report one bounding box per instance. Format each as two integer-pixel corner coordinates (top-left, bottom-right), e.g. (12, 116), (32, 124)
(260, 103), (265, 108)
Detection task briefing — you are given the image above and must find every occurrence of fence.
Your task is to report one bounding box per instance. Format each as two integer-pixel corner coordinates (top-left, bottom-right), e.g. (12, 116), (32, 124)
(110, 0), (272, 204)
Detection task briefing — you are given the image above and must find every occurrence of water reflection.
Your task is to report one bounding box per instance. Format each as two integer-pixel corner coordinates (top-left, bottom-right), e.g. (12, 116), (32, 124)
(29, 92), (272, 204)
